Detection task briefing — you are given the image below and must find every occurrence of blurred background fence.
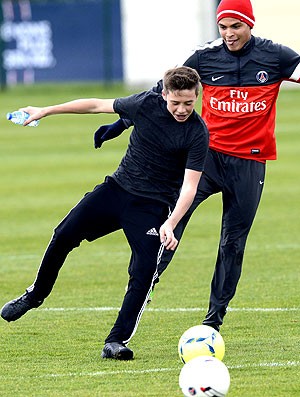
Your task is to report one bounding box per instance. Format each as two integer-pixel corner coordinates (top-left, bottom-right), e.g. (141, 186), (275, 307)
(0, 0), (219, 88)
(0, 0), (123, 86)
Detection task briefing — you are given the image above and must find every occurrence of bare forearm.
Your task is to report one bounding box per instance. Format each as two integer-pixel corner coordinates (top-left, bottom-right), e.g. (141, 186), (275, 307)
(20, 98), (115, 125)
(42, 98), (115, 115)
(167, 182), (198, 229)
(159, 169), (202, 250)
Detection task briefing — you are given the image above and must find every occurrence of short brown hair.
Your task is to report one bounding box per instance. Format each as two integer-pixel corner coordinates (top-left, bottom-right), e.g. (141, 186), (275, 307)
(163, 66), (200, 96)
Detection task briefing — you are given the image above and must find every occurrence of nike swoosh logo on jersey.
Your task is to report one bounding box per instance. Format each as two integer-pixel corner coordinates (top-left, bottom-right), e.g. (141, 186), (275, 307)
(212, 75), (224, 82)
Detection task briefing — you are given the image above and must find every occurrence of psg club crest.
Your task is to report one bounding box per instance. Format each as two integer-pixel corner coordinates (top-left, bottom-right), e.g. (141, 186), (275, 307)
(256, 70), (269, 83)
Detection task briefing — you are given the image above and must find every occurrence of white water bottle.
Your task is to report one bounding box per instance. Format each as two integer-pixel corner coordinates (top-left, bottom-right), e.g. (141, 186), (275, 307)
(6, 111), (40, 127)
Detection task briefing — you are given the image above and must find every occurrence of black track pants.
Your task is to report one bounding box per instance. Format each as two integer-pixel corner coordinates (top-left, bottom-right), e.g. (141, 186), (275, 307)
(157, 149), (266, 328)
(28, 177), (169, 344)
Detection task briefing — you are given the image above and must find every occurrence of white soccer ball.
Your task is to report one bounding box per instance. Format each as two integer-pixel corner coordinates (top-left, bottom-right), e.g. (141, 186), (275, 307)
(178, 325), (225, 364)
(179, 356), (230, 397)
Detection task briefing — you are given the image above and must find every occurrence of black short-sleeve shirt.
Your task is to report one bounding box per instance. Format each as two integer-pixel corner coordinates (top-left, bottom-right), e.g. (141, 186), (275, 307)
(111, 91), (209, 205)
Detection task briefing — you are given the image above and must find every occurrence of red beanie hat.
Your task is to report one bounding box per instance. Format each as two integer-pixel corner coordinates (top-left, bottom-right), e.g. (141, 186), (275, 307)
(216, 0), (255, 28)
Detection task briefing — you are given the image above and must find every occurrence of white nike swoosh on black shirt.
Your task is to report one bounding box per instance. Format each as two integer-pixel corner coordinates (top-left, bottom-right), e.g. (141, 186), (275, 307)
(212, 75), (224, 81)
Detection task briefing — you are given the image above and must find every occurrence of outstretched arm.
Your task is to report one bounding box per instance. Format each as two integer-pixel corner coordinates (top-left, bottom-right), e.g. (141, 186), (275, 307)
(20, 98), (116, 126)
(159, 169), (202, 251)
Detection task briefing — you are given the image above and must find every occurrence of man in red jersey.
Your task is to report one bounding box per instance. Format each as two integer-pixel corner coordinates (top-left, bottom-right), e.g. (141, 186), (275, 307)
(89, 0), (300, 331)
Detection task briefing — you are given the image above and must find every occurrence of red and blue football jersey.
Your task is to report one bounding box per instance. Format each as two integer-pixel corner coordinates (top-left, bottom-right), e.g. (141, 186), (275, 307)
(184, 36), (300, 162)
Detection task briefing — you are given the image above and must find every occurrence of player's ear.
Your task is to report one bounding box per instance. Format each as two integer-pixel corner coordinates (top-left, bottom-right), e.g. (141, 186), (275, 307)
(162, 90), (167, 101)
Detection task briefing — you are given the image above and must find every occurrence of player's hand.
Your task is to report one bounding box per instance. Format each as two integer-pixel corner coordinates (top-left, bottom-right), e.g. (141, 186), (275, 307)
(159, 221), (178, 251)
(94, 119), (127, 148)
(94, 125), (109, 148)
(19, 106), (44, 126)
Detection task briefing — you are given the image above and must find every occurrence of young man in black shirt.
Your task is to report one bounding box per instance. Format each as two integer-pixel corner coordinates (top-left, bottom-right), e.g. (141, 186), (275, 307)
(1, 66), (209, 360)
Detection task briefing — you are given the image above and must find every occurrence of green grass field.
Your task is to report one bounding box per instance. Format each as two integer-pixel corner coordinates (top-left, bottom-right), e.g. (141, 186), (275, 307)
(0, 83), (299, 396)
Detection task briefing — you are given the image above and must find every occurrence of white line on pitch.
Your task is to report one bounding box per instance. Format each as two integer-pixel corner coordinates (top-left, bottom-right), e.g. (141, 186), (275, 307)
(1, 361), (299, 380)
(39, 307), (300, 313)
